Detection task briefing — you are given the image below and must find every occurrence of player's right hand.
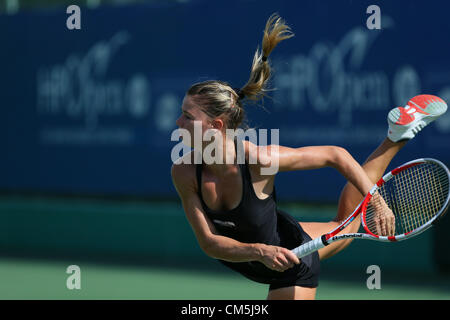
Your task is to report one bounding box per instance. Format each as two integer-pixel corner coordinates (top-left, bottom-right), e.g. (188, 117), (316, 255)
(259, 244), (301, 272)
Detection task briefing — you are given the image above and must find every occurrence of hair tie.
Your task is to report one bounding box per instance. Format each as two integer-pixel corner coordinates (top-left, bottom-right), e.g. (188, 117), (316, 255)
(262, 56), (268, 62)
(234, 87), (245, 100)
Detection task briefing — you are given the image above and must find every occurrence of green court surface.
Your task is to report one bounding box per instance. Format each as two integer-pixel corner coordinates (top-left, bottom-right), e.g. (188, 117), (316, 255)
(1, 257), (449, 300)
(1, 196), (450, 300)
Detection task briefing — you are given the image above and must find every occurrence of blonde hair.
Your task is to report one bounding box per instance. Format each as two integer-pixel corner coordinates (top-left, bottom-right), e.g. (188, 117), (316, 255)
(187, 13), (294, 129)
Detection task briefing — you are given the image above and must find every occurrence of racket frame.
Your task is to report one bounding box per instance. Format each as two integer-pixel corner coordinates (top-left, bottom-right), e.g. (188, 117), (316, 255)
(292, 158), (450, 258)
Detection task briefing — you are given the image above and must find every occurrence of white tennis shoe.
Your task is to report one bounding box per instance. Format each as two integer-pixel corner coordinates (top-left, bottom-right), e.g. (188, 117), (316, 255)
(387, 94), (448, 142)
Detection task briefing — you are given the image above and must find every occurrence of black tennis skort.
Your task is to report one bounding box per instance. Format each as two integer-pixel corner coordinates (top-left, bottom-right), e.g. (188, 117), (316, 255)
(219, 210), (320, 290)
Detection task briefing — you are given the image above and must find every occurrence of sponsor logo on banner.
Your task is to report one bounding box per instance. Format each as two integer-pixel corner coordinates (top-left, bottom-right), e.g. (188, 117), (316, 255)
(36, 32), (151, 145)
(272, 22), (428, 144)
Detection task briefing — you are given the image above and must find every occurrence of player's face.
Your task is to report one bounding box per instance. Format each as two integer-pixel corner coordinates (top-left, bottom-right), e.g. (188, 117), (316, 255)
(176, 95), (212, 147)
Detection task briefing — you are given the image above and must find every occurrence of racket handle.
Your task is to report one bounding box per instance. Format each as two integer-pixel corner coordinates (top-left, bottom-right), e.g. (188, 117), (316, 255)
(291, 236), (326, 258)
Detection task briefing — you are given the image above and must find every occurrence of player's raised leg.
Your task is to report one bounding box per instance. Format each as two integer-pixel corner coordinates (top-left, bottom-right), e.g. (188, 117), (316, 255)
(300, 95), (448, 260)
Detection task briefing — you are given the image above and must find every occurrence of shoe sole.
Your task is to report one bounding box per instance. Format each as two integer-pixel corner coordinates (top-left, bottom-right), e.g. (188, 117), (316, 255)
(387, 95), (447, 141)
(388, 95), (447, 127)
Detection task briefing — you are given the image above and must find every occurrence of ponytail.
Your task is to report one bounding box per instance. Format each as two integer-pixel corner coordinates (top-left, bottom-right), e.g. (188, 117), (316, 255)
(239, 13), (294, 101)
(186, 13), (293, 130)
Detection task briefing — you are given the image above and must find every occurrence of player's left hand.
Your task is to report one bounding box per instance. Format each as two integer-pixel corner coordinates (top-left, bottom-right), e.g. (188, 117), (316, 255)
(371, 192), (395, 236)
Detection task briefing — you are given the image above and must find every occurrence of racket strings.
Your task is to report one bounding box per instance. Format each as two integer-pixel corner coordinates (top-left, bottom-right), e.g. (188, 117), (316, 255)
(392, 163), (447, 233)
(365, 162), (449, 236)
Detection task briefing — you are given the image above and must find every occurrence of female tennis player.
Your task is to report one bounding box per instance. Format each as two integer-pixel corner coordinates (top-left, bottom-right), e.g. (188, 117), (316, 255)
(171, 14), (446, 300)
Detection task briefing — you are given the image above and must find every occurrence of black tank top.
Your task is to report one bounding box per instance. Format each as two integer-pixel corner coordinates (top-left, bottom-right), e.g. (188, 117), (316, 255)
(195, 141), (306, 284)
(196, 157), (280, 246)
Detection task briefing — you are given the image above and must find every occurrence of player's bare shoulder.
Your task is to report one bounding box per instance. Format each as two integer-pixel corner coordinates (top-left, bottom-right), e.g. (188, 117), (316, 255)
(171, 151), (198, 195)
(241, 139), (279, 175)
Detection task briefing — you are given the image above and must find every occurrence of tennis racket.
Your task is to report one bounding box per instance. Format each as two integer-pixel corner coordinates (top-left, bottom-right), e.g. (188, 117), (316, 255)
(292, 158), (450, 258)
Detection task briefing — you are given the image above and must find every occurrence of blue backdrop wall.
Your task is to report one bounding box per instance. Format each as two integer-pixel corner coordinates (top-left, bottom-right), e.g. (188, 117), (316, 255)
(1, 0), (450, 202)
